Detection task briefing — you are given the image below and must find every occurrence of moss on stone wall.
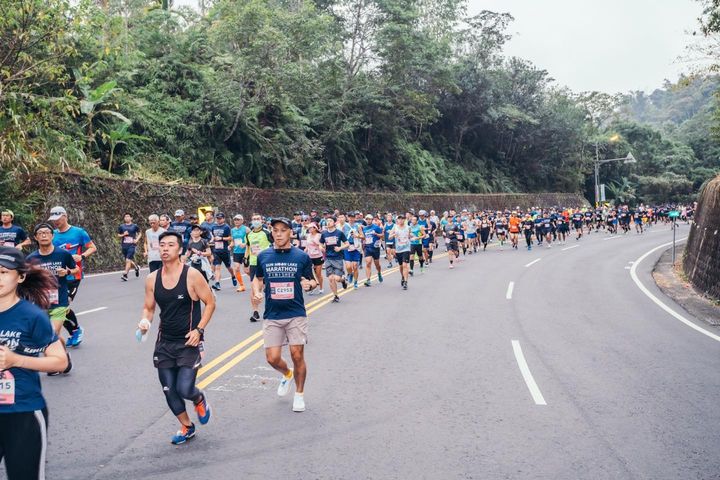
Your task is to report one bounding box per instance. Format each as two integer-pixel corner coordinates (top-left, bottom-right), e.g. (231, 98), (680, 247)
(683, 175), (720, 300)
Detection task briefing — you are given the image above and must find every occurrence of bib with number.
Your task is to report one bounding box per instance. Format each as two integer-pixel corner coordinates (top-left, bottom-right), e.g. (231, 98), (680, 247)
(123, 236), (134, 244)
(150, 239), (160, 250)
(325, 236), (337, 246)
(3, 241), (14, 247)
(0, 371), (15, 405)
(251, 244), (261, 255)
(214, 241), (224, 249)
(47, 289), (59, 304)
(270, 282), (294, 300)
(234, 238), (243, 247)
(364, 235), (374, 245)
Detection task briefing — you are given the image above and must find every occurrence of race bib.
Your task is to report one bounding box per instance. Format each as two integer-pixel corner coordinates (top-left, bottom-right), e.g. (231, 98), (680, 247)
(374, 240), (381, 248)
(214, 241), (224, 249)
(325, 236), (337, 246)
(365, 236), (374, 245)
(233, 238), (243, 247)
(150, 239), (160, 250)
(3, 242), (14, 247)
(0, 371), (15, 405)
(48, 289), (59, 304)
(122, 236), (134, 244)
(251, 244), (261, 255)
(457, 234), (463, 240)
(270, 282), (294, 300)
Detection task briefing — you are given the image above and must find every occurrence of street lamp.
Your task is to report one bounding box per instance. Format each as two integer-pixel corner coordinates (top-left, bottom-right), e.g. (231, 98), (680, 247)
(594, 149), (636, 206)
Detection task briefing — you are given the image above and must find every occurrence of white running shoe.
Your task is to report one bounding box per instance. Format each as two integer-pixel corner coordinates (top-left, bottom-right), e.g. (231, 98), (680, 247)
(318, 289), (324, 294)
(292, 393), (306, 412)
(277, 370), (294, 397)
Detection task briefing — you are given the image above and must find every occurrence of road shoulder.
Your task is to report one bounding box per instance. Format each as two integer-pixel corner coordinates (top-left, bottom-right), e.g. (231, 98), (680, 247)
(653, 247), (720, 326)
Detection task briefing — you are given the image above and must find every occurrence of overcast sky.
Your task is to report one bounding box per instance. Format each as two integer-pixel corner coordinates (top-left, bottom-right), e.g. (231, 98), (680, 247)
(473, 0), (705, 94)
(175, 0), (705, 94)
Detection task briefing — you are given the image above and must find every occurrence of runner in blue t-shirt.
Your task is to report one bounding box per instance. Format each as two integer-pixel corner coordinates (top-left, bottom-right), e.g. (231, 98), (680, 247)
(320, 217), (349, 302)
(383, 213), (395, 269)
(254, 217), (317, 413)
(118, 213), (142, 282)
(361, 214), (384, 287)
(27, 222), (78, 376)
(49, 206), (97, 348)
(231, 214), (248, 293)
(210, 213), (233, 291)
(0, 210), (30, 250)
(0, 246), (68, 478)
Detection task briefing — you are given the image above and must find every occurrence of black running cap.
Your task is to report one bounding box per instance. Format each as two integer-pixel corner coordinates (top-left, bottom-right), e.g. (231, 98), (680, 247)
(0, 246), (26, 270)
(270, 217), (292, 229)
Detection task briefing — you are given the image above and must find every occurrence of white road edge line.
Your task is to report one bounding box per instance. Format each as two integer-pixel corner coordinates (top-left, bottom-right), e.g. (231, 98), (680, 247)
(511, 340), (547, 406)
(524, 258), (541, 268)
(85, 268), (148, 279)
(506, 281), (514, 300)
(603, 236), (622, 241)
(561, 245), (579, 251)
(630, 238), (720, 343)
(75, 307), (108, 316)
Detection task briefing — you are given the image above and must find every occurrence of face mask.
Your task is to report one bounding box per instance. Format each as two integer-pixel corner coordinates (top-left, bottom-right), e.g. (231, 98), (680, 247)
(251, 220), (262, 229)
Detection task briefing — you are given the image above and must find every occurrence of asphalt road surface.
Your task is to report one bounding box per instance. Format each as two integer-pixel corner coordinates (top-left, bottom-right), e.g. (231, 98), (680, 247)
(6, 223), (720, 480)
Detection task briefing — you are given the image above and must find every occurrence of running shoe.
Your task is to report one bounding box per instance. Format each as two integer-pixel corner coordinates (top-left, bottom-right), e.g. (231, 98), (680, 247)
(236, 285), (246, 292)
(409, 270), (414, 277)
(68, 326), (84, 348)
(171, 423), (196, 445)
(134, 265), (140, 277)
(353, 282), (358, 289)
(449, 264), (455, 269)
(420, 266), (424, 274)
(307, 289), (318, 296)
(213, 282), (221, 291)
(250, 311), (260, 322)
(48, 352), (72, 376)
(121, 274), (128, 282)
(402, 281), (407, 290)
(364, 280), (371, 287)
(332, 295), (340, 303)
(318, 289), (324, 294)
(194, 393), (211, 425)
(387, 263), (393, 269)
(378, 273), (383, 283)
(341, 278), (348, 290)
(231, 276), (238, 287)
(277, 370), (294, 397)
(347, 273), (353, 284)
(292, 393), (306, 412)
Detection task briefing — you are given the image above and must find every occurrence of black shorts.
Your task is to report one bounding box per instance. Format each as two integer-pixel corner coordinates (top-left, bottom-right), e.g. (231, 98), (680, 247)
(213, 251), (231, 267)
(0, 407), (49, 480)
(364, 248), (380, 260)
(153, 340), (201, 369)
(449, 242), (459, 253)
(573, 222), (583, 229)
(385, 241), (395, 249)
(149, 261), (162, 273)
(311, 257), (324, 266)
(410, 244), (423, 257)
(67, 279), (81, 301)
(122, 246), (136, 260)
(249, 265), (259, 281)
(233, 253), (245, 264)
(395, 251), (410, 264)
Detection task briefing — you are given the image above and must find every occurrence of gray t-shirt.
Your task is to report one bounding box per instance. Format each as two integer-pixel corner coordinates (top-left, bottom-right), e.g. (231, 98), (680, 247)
(145, 227), (166, 262)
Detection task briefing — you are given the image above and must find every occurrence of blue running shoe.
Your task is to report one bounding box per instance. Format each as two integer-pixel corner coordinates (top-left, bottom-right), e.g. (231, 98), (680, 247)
(231, 276), (237, 287)
(171, 423), (196, 445)
(378, 273), (383, 283)
(194, 394), (211, 425)
(68, 326), (84, 348)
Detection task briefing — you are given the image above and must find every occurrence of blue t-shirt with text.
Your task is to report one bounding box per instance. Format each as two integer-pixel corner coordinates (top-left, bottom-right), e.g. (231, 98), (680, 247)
(256, 247), (314, 320)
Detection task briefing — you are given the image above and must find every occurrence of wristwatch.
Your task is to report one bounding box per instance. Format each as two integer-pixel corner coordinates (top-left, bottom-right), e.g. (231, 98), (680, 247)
(196, 327), (205, 336)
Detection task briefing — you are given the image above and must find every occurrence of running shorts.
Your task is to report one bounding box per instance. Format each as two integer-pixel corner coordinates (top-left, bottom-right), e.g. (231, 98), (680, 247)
(410, 244), (423, 258)
(325, 258), (344, 277)
(395, 251), (410, 264)
(122, 246), (136, 260)
(343, 249), (362, 263)
(233, 253), (245, 264)
(153, 341), (201, 369)
(212, 251), (231, 267)
(363, 248), (380, 260)
(262, 316), (308, 348)
(310, 257), (324, 267)
(67, 280), (81, 301)
(48, 307), (68, 324)
(0, 408), (49, 480)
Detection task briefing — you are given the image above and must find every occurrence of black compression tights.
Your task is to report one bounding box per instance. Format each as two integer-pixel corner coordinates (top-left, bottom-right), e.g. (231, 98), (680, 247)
(63, 309), (79, 335)
(524, 232), (533, 247)
(158, 367), (203, 416)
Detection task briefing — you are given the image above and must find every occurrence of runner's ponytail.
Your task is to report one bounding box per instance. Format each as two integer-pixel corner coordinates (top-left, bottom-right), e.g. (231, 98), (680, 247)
(16, 264), (58, 310)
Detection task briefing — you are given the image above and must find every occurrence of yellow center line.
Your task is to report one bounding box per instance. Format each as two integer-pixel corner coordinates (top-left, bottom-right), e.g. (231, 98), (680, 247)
(198, 249), (451, 387)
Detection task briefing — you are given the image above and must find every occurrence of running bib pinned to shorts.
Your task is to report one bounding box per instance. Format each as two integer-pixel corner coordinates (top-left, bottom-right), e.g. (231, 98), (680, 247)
(270, 282), (294, 300)
(123, 236), (134, 244)
(215, 241), (224, 249)
(0, 371), (15, 405)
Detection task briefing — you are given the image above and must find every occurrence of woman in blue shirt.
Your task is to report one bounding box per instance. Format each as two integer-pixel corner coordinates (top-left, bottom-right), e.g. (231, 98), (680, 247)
(0, 246), (68, 480)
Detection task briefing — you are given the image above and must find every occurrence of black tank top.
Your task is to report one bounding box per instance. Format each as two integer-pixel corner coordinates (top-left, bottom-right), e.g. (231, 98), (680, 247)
(154, 265), (201, 342)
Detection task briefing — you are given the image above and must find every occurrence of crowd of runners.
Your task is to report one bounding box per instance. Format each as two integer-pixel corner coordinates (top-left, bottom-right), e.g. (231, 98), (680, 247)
(0, 201), (694, 478)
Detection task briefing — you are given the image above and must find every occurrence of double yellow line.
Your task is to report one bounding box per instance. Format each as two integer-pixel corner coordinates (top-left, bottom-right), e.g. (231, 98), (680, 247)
(196, 252), (448, 389)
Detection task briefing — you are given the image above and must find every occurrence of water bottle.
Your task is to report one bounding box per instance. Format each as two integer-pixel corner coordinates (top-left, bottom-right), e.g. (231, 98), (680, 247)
(135, 329), (148, 343)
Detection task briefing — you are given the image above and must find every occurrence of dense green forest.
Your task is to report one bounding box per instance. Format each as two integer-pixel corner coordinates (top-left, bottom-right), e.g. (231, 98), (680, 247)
(1, 0), (718, 203)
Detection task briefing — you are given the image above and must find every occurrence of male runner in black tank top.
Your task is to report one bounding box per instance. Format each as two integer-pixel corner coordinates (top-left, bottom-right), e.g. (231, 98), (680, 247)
(137, 231), (216, 445)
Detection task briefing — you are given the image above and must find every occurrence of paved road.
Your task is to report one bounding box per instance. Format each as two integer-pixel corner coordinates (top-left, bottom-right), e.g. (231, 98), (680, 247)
(7, 223), (720, 480)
